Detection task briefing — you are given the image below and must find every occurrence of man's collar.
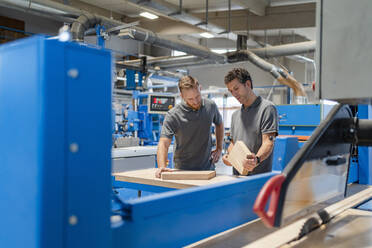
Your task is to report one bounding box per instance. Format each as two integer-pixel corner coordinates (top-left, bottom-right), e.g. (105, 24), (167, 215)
(241, 96), (261, 110)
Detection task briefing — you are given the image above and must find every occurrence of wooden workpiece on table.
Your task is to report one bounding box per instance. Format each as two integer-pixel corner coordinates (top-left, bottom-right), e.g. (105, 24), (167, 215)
(161, 170), (216, 180)
(114, 168), (240, 189)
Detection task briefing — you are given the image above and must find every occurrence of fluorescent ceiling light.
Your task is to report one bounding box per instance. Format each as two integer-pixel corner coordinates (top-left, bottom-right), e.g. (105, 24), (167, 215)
(172, 50), (187, 56)
(139, 12), (159, 20)
(200, 32), (214, 38)
(211, 49), (236, 54)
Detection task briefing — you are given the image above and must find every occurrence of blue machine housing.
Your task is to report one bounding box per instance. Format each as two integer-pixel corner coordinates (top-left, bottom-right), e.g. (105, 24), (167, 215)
(2, 36), (371, 248)
(133, 92), (166, 145)
(113, 92), (166, 145)
(0, 36), (279, 248)
(276, 103), (371, 184)
(277, 103), (334, 137)
(0, 36), (112, 248)
(125, 69), (145, 90)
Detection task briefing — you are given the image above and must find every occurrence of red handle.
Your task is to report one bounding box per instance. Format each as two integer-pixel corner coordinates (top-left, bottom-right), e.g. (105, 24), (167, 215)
(253, 174), (286, 227)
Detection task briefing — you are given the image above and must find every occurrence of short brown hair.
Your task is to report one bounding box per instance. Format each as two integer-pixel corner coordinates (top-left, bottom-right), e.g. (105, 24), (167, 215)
(224, 68), (253, 89)
(178, 75), (199, 92)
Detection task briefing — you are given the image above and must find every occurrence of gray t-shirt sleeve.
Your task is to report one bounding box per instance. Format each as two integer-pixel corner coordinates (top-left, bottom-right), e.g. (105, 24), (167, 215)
(212, 102), (223, 125)
(160, 113), (177, 139)
(261, 105), (279, 135)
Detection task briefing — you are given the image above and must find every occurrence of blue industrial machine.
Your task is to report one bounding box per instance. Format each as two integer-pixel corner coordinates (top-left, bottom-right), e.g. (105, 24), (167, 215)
(136, 91), (175, 145)
(0, 36), (279, 247)
(275, 103), (370, 184)
(277, 103), (335, 140)
(113, 91), (175, 147)
(125, 69), (145, 90)
(0, 36), (112, 247)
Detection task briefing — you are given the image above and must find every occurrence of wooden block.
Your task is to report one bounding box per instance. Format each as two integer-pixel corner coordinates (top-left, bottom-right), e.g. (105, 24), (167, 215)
(161, 170), (216, 180)
(227, 140), (252, 176)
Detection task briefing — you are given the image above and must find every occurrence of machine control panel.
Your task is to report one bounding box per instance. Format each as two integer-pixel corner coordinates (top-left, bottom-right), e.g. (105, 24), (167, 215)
(148, 95), (175, 114)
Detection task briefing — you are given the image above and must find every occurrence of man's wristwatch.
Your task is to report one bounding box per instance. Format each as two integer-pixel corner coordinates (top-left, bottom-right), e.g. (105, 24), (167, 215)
(255, 156), (261, 165)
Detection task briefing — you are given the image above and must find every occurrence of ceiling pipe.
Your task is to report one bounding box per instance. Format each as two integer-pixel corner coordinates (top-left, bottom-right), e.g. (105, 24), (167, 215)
(0, 0), (224, 63)
(126, 0), (236, 40)
(0, 0), (124, 28)
(147, 69), (185, 79)
(248, 41), (315, 58)
(227, 49), (307, 103)
(154, 60), (214, 69)
(119, 55), (197, 65)
(120, 40), (315, 70)
(117, 56), (212, 70)
(119, 41), (315, 89)
(71, 13), (102, 42)
(120, 27), (227, 63)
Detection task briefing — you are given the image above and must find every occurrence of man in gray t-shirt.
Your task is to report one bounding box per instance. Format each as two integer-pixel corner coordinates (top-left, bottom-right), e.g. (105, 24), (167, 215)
(222, 68), (278, 175)
(156, 75), (224, 178)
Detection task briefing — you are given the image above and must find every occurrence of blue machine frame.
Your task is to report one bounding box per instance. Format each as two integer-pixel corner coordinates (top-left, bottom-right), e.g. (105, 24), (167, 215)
(113, 91), (174, 146)
(0, 36), (278, 248)
(276, 103), (367, 184)
(0, 36), (112, 247)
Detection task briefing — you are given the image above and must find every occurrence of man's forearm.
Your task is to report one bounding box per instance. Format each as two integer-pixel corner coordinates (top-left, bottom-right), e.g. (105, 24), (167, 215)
(157, 148), (168, 168)
(215, 123), (224, 150)
(157, 141), (170, 168)
(256, 140), (274, 162)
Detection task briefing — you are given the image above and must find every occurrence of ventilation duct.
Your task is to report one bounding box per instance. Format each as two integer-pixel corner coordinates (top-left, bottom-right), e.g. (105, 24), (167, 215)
(126, 0), (236, 39)
(0, 0), (123, 27)
(120, 27), (227, 63)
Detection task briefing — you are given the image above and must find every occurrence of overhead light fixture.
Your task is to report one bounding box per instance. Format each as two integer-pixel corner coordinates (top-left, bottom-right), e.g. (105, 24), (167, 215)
(139, 12), (159, 20)
(200, 32), (214, 38)
(211, 48), (236, 54)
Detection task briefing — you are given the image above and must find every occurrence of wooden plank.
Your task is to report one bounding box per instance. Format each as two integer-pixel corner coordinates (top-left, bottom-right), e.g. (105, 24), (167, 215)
(161, 170), (216, 180)
(227, 141), (252, 176)
(114, 168), (240, 189)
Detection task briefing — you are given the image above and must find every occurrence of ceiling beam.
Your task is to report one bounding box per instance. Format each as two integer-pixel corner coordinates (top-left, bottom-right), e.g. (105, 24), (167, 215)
(124, 15), (205, 35)
(193, 3), (315, 32)
(233, 0), (268, 16)
(57, 0), (125, 21)
(138, 18), (205, 35)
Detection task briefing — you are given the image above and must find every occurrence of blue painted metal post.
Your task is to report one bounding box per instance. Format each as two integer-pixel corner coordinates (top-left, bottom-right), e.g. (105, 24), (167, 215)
(358, 105), (372, 185)
(272, 137), (299, 171)
(96, 24), (106, 47)
(0, 36), (112, 248)
(126, 69), (137, 90)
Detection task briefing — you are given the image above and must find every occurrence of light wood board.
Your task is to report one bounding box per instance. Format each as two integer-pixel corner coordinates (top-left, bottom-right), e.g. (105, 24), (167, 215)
(161, 170), (216, 180)
(227, 140), (252, 176)
(114, 168), (240, 189)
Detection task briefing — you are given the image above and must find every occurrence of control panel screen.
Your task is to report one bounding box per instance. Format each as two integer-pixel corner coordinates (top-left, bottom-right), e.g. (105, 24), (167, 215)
(148, 95), (175, 114)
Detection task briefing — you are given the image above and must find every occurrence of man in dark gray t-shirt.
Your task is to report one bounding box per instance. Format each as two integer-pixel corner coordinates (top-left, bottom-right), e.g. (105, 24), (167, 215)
(222, 68), (278, 176)
(155, 75), (224, 178)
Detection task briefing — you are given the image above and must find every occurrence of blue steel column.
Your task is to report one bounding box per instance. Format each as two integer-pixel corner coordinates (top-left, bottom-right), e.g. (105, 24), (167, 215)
(0, 36), (66, 248)
(64, 40), (112, 247)
(358, 105), (372, 185)
(0, 36), (112, 248)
